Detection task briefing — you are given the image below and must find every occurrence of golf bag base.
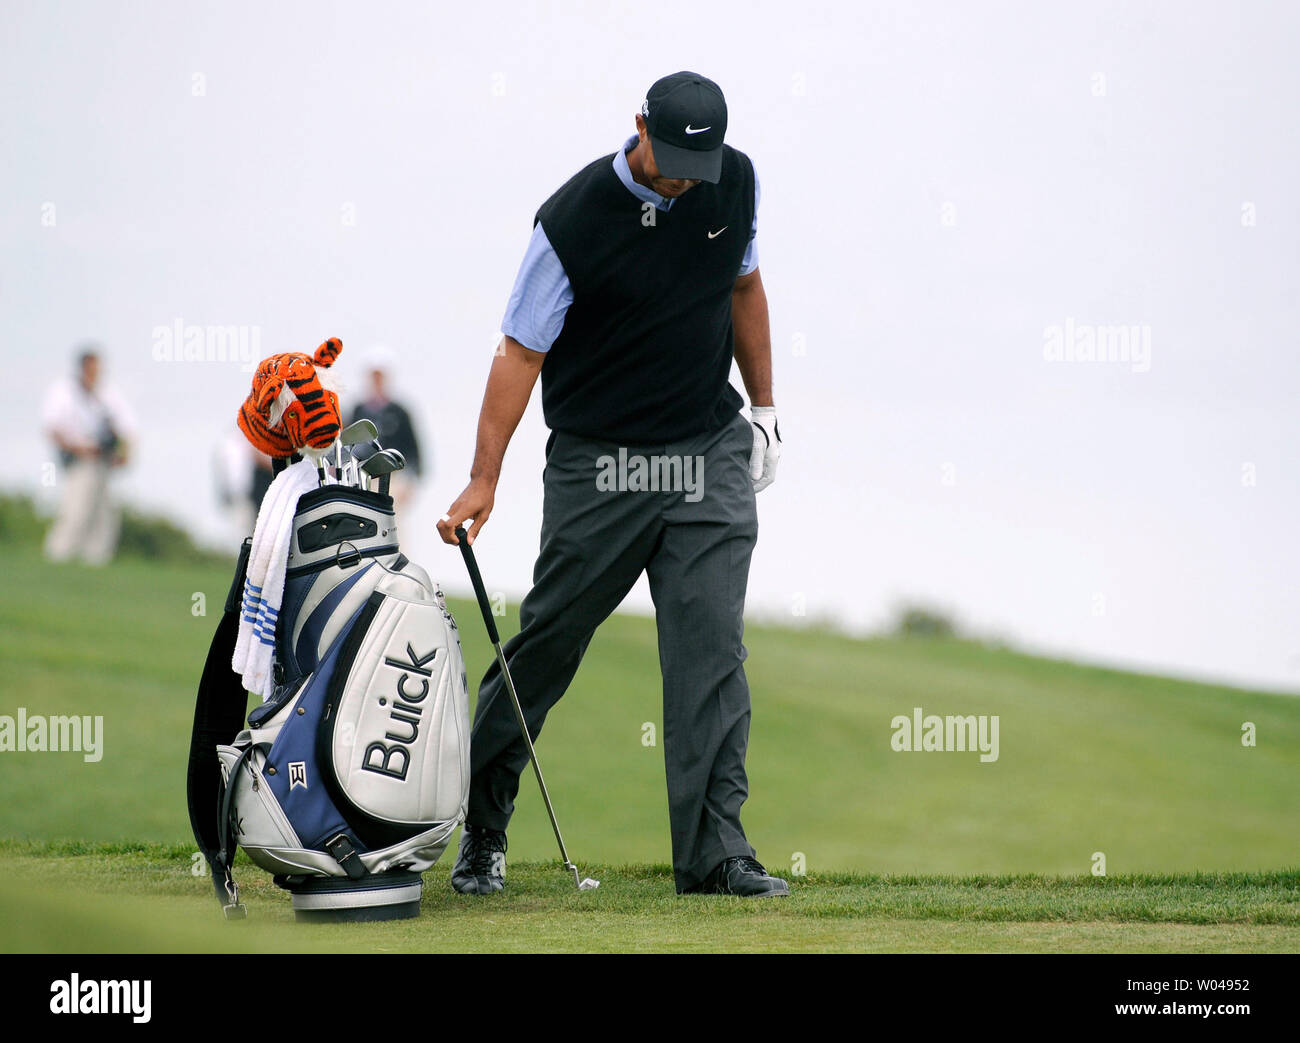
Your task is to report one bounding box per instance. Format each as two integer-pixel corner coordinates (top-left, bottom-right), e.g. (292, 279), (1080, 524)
(188, 476), (470, 920)
(277, 869), (424, 923)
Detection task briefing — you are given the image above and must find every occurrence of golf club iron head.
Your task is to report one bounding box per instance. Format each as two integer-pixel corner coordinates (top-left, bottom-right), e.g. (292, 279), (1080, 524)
(350, 439), (381, 465)
(332, 420), (380, 488)
(360, 448), (404, 494)
(360, 449), (404, 477)
(339, 418), (378, 446)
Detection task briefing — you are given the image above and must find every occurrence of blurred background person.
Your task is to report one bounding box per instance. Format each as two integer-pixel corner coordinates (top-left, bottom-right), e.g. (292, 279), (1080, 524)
(348, 344), (426, 512)
(41, 345), (137, 565)
(214, 430), (274, 541)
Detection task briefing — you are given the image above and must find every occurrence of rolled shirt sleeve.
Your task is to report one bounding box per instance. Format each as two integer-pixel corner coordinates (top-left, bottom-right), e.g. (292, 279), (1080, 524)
(500, 222), (573, 354)
(738, 165), (760, 276)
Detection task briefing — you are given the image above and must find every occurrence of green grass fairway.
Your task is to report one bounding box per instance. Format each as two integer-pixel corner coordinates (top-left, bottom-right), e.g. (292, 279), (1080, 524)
(2, 843), (1297, 953)
(0, 540), (1297, 952)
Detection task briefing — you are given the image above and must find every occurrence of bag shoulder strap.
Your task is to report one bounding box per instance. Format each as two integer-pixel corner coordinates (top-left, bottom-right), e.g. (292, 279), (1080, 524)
(186, 538), (254, 918)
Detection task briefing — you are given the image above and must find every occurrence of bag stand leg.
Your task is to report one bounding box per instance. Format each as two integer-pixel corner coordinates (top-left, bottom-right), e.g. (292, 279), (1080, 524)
(275, 870), (424, 923)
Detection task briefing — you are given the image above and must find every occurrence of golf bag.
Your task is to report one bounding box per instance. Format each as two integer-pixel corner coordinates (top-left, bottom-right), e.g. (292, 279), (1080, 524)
(187, 478), (470, 921)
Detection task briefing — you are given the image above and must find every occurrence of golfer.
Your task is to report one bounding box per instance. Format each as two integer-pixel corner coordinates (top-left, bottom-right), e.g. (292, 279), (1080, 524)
(438, 72), (785, 898)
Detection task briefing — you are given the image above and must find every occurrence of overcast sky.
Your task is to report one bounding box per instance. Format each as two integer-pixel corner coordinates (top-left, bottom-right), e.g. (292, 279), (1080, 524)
(3, 0), (1297, 692)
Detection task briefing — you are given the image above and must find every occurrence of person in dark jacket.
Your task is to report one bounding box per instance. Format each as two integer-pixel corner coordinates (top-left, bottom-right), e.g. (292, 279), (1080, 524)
(348, 345), (425, 510)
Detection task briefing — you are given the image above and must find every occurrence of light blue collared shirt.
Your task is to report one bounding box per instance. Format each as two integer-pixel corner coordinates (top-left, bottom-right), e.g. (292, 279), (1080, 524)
(501, 135), (760, 353)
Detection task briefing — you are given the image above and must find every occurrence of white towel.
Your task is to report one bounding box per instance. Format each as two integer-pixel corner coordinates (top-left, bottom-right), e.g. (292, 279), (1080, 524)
(233, 458), (319, 699)
(231, 470), (290, 682)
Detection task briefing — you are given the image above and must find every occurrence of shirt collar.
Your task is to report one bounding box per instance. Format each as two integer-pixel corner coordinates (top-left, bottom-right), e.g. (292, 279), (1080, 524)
(613, 134), (675, 211)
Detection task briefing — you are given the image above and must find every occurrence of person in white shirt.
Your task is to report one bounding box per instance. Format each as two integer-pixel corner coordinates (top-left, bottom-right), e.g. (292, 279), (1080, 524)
(42, 347), (137, 565)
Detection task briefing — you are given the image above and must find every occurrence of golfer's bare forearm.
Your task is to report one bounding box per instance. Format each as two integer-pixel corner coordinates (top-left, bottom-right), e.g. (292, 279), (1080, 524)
(470, 336), (545, 483)
(732, 268), (773, 407)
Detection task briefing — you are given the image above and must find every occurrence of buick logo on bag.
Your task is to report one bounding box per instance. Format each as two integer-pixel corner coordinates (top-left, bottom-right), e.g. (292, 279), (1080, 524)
(361, 641), (439, 781)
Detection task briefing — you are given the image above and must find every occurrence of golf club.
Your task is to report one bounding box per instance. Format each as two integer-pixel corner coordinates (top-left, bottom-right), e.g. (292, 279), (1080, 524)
(360, 448), (404, 495)
(349, 440), (381, 490)
(379, 449), (404, 495)
(453, 524), (599, 892)
(339, 418), (378, 445)
(345, 445), (362, 488)
(338, 420), (378, 487)
(329, 437), (343, 485)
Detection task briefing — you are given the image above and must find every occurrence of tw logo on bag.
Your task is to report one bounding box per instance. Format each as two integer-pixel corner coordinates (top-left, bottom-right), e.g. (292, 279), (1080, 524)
(288, 761), (308, 789)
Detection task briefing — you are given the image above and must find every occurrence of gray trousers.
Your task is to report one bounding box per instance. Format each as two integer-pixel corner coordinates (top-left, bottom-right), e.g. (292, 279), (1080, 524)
(467, 410), (759, 892)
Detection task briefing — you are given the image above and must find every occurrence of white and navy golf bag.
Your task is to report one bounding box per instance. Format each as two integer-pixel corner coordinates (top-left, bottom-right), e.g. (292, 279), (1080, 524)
(188, 478), (470, 921)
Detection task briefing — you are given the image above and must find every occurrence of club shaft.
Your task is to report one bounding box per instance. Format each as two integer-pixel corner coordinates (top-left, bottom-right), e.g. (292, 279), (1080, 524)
(455, 526), (575, 872)
(488, 637), (572, 868)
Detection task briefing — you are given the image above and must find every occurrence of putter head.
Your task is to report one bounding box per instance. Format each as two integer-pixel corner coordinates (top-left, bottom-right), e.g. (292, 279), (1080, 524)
(568, 863), (600, 890)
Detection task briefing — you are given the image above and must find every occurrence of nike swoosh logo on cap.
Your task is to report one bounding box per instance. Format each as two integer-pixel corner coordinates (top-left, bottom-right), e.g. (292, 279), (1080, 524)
(684, 125), (711, 134)
(707, 227), (728, 239)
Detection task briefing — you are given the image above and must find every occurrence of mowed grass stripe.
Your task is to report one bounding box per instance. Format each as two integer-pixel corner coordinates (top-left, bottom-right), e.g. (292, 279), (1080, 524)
(3, 844), (1297, 924)
(0, 545), (1297, 877)
(1, 848), (1298, 952)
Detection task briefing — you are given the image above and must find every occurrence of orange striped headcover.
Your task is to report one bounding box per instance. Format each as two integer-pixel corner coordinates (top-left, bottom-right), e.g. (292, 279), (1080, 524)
(236, 338), (343, 457)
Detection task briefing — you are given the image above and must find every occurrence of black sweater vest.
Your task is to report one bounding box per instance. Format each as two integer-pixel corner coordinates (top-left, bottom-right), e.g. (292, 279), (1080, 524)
(534, 144), (754, 444)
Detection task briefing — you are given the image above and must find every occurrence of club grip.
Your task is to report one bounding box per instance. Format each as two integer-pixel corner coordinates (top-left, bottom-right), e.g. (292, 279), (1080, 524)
(454, 526), (500, 645)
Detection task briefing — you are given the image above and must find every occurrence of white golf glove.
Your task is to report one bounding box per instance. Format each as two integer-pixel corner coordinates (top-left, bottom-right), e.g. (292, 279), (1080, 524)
(748, 406), (781, 494)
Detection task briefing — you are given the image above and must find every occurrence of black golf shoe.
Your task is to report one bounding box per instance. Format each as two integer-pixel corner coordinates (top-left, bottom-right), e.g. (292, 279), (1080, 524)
(450, 823), (508, 895)
(683, 856), (790, 898)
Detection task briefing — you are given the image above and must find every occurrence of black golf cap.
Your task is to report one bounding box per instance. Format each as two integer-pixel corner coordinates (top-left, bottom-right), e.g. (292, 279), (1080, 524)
(640, 71), (728, 184)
